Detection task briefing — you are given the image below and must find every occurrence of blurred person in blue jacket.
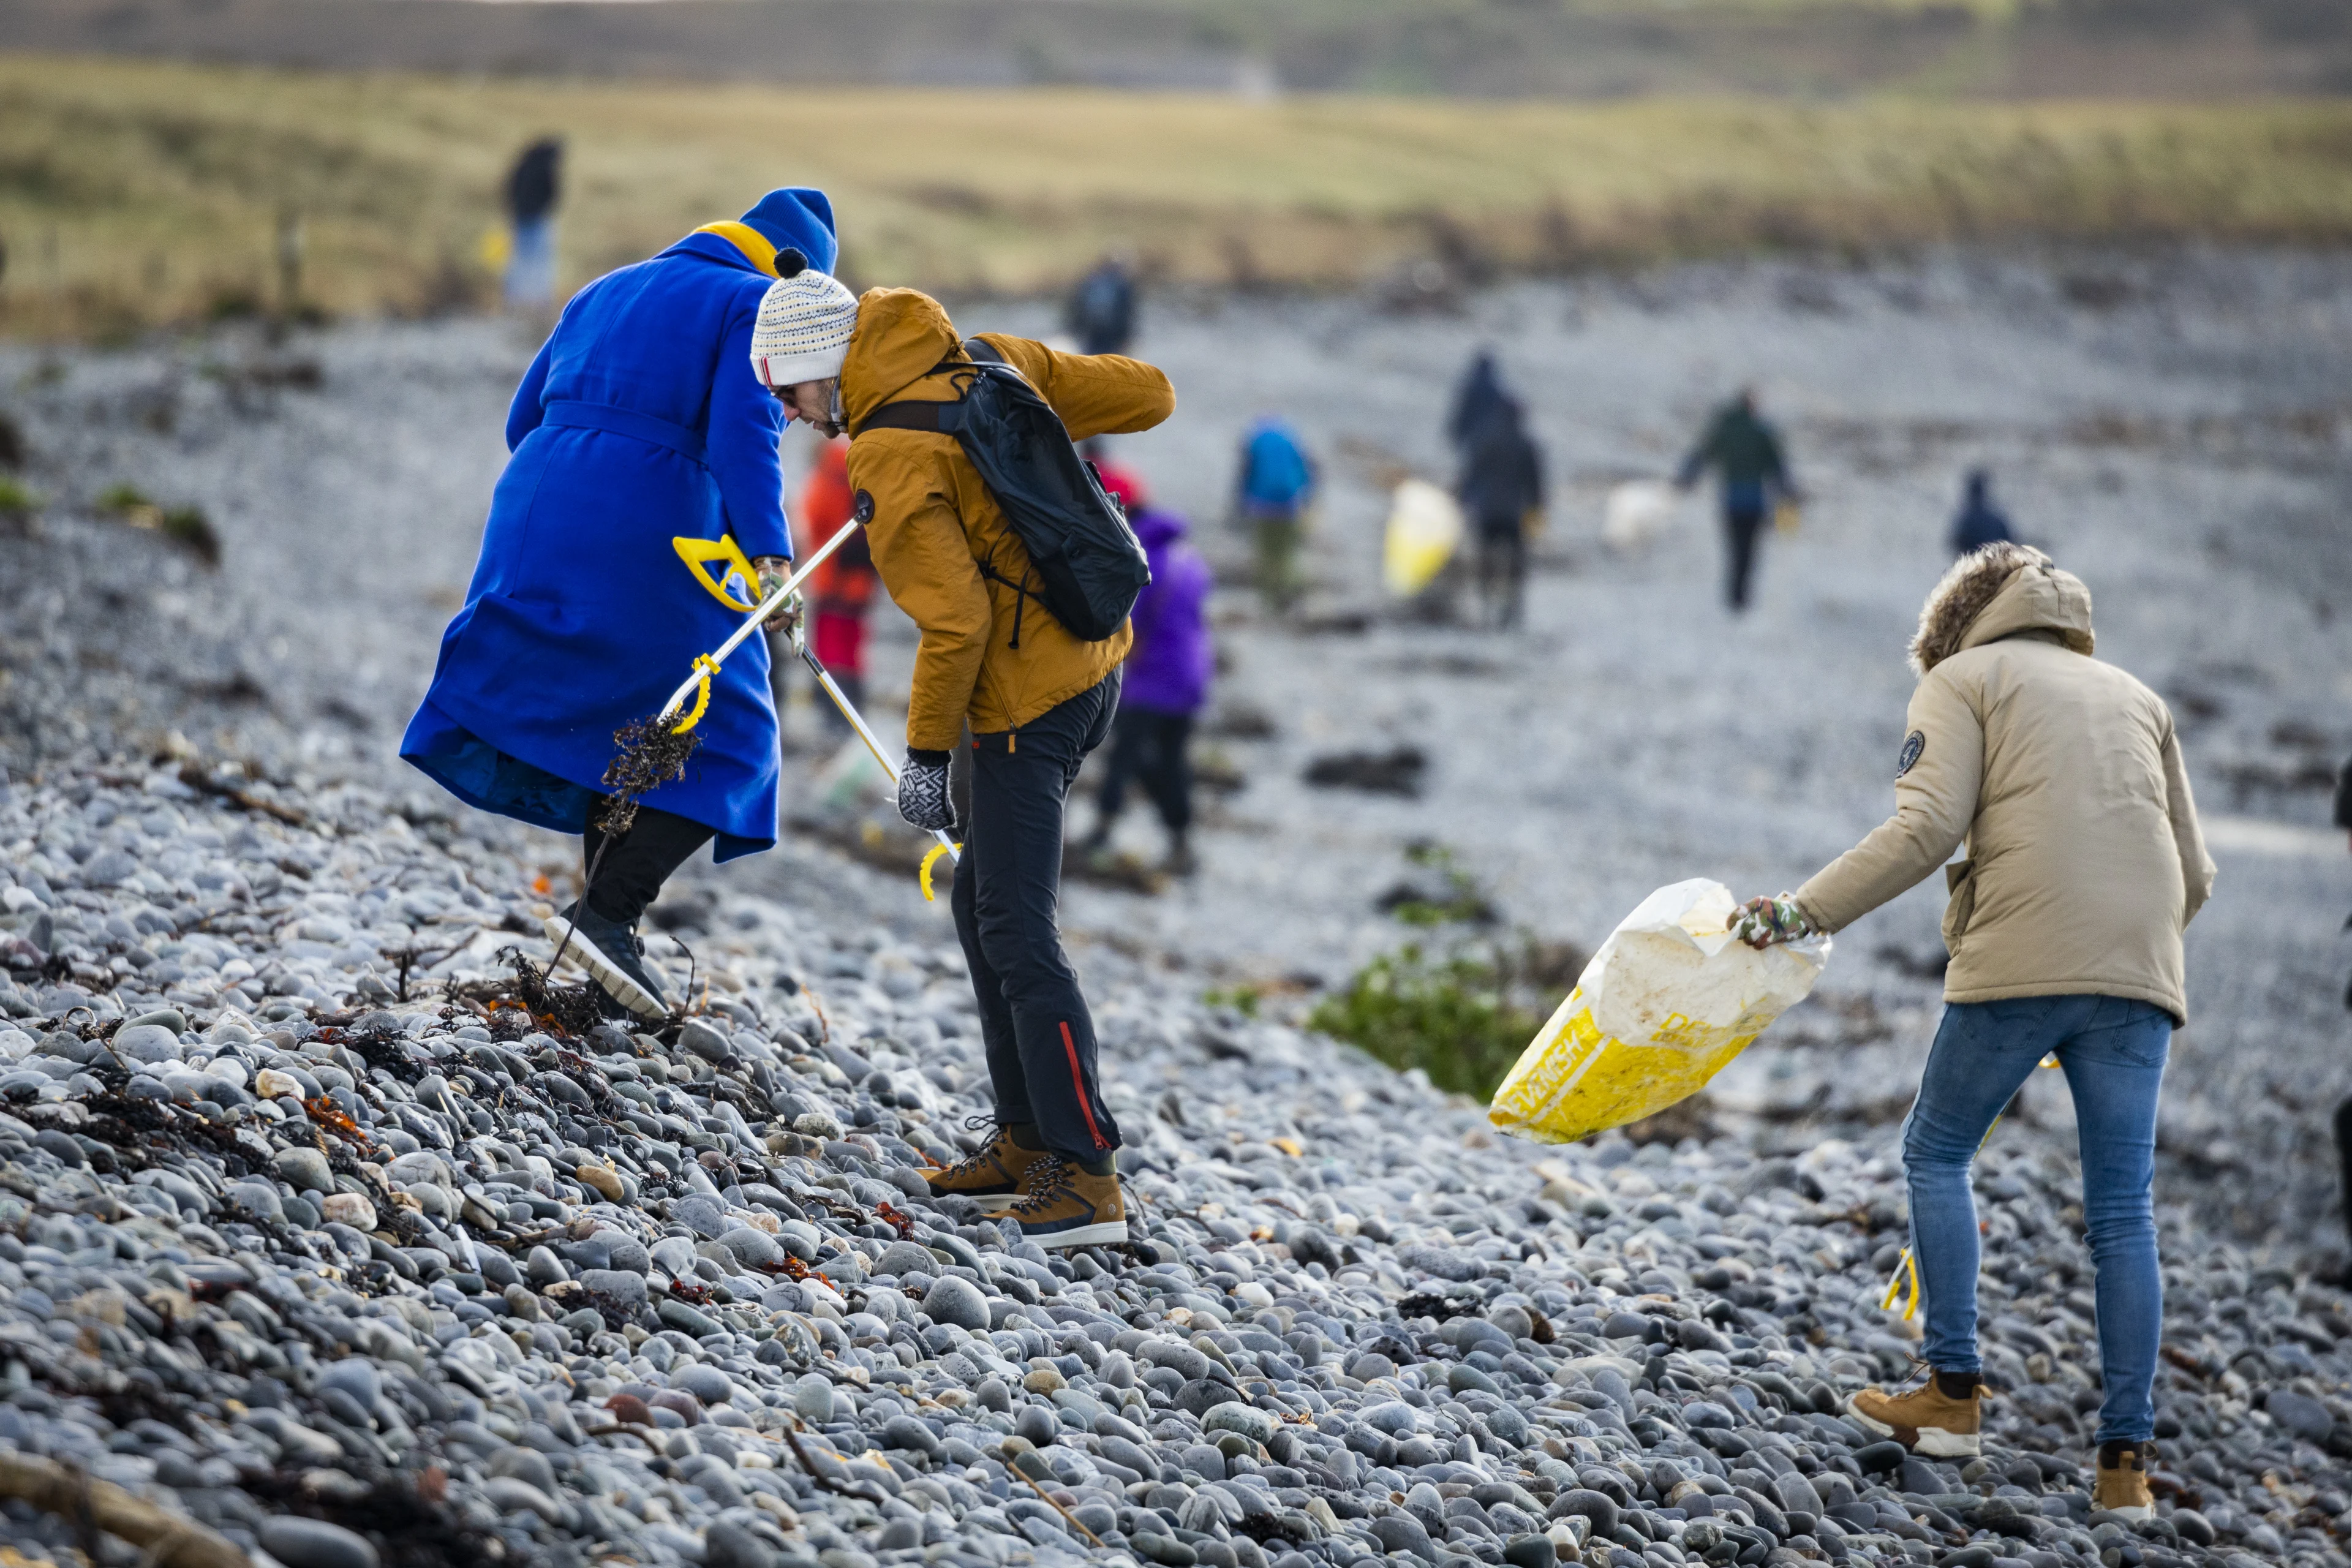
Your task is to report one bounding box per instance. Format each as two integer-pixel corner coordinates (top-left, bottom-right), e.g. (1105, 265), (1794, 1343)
(404, 188), (845, 1020)
(1234, 417), (1316, 616)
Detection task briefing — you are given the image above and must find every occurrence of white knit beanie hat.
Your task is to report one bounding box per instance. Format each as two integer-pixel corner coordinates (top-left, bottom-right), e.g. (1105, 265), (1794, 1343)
(750, 252), (859, 390)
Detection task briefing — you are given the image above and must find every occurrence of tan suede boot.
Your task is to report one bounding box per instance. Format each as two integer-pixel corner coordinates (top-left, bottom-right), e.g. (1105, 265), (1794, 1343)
(983, 1155), (1128, 1250)
(2094, 1440), (2155, 1520)
(924, 1125), (1046, 1199)
(1847, 1369), (1984, 1457)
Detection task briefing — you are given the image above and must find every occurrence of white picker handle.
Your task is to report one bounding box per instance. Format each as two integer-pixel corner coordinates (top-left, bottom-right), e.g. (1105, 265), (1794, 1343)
(796, 638), (960, 866)
(655, 519), (864, 722)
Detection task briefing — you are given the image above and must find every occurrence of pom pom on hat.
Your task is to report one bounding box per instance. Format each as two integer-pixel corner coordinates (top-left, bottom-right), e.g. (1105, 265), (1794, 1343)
(751, 268), (859, 390)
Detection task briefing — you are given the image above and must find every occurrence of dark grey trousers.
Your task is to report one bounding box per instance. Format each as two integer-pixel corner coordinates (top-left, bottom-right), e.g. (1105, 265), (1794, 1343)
(950, 673), (1123, 1161)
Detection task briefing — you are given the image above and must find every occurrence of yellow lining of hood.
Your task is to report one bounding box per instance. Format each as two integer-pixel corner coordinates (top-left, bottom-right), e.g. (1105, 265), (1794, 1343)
(693, 222), (780, 277)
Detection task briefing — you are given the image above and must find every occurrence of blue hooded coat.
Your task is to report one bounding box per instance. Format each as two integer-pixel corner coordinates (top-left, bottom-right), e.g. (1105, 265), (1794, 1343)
(402, 189), (837, 862)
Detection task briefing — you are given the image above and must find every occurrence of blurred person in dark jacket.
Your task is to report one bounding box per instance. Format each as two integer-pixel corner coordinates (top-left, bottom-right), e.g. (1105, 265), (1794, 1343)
(1678, 388), (1796, 612)
(1452, 363), (1545, 630)
(1950, 469), (2015, 556)
(1066, 252), (1137, 356)
(503, 137), (564, 312)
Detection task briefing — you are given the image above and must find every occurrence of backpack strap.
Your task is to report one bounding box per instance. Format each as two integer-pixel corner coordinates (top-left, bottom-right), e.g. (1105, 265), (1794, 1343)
(858, 401), (946, 435)
(852, 351), (1045, 647)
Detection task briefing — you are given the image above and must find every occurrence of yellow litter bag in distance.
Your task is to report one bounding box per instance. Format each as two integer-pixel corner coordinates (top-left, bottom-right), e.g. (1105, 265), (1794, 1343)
(1382, 478), (1464, 597)
(1489, 878), (1829, 1145)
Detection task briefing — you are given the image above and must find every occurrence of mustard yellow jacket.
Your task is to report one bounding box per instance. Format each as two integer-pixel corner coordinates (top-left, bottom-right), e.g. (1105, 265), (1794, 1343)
(841, 288), (1175, 752)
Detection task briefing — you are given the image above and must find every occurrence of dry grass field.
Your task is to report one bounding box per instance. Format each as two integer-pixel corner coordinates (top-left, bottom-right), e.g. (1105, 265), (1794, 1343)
(5, 51), (2352, 337)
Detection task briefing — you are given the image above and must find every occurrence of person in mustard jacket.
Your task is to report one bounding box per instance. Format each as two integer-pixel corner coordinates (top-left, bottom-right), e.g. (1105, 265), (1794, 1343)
(1732, 542), (2214, 1517)
(750, 281), (1173, 1249)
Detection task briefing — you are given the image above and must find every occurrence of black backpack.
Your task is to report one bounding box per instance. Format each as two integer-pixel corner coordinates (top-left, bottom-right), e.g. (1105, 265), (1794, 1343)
(858, 339), (1150, 645)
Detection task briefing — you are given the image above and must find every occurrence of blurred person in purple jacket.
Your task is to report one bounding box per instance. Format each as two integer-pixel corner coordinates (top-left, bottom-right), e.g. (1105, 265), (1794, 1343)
(1080, 463), (1212, 875)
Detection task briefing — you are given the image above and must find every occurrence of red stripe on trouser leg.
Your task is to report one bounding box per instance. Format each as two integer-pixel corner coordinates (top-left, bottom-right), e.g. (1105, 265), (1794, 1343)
(1060, 1020), (1107, 1150)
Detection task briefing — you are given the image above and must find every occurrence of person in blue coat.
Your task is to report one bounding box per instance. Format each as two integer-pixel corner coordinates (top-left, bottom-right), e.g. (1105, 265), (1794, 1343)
(402, 187), (839, 1020)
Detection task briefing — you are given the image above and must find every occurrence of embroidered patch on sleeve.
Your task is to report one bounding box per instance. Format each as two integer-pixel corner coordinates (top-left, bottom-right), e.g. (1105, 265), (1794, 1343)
(1897, 729), (1926, 778)
(853, 489), (876, 525)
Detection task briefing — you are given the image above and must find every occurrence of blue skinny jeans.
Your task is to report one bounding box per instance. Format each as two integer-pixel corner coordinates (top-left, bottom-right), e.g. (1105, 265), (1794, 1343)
(1901, 994), (2172, 1444)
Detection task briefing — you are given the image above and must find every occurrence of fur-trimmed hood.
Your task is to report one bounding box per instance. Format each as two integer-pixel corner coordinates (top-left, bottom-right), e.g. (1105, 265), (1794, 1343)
(1909, 542), (2094, 676)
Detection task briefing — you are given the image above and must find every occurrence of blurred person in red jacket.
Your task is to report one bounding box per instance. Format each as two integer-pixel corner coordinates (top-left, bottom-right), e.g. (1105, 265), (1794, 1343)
(787, 437), (880, 733)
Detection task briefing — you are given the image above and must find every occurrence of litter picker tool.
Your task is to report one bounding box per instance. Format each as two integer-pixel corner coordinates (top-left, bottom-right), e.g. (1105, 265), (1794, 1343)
(1879, 1054), (2062, 1321)
(658, 521), (866, 726)
(788, 612), (962, 898)
(548, 521), (954, 1008)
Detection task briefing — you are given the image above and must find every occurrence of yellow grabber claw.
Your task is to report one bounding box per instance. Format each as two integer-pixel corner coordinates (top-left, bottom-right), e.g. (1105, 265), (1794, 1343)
(1877, 1057), (2059, 1322)
(919, 840), (962, 903)
(673, 535), (763, 613)
(1881, 1246), (1923, 1321)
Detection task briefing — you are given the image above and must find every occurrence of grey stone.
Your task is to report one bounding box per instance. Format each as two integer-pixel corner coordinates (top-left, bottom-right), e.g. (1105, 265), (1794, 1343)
(658, 1298), (722, 1338)
(873, 1239), (940, 1278)
(793, 1375), (839, 1423)
(258, 1517), (381, 1568)
(2267, 1389), (2334, 1442)
(1370, 1514), (1436, 1562)
(883, 1414), (941, 1455)
(488, 1446), (557, 1494)
(318, 1359), (380, 1407)
(1203, 1403), (1276, 1444)
(706, 1518), (777, 1568)
(674, 1193), (728, 1238)
(228, 1180), (282, 1220)
(921, 1274), (989, 1332)
(679, 1019), (734, 1063)
(674, 1363), (734, 1404)
(718, 1225), (783, 1270)
(581, 1268), (649, 1308)
(273, 1146), (333, 1193)
(111, 1023), (181, 1064)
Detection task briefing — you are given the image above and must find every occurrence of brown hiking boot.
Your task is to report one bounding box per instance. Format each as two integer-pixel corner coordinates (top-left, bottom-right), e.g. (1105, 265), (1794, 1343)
(1847, 1369), (1983, 1457)
(2094, 1441), (2154, 1520)
(982, 1155), (1128, 1250)
(925, 1125), (1046, 1199)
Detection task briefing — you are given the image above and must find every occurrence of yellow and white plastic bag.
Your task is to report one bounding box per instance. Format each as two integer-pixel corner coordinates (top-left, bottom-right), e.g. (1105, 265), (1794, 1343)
(1382, 478), (1464, 597)
(1488, 878), (1829, 1145)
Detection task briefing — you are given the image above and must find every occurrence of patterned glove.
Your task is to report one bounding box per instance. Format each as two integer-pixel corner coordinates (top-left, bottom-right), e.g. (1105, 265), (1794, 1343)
(754, 557), (802, 635)
(1729, 894), (1815, 949)
(897, 750), (953, 832)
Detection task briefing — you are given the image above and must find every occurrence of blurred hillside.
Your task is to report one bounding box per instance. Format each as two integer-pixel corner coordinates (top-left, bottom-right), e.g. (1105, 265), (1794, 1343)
(1, 0), (2348, 99)
(6, 54), (2352, 339)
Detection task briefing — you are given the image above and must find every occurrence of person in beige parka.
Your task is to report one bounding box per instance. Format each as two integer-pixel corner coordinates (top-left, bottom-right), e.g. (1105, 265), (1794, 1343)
(1732, 542), (2214, 1517)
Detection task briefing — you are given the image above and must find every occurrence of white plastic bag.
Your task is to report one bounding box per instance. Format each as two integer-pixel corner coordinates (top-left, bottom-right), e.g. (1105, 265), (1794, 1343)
(1488, 878), (1829, 1145)
(1602, 479), (1681, 552)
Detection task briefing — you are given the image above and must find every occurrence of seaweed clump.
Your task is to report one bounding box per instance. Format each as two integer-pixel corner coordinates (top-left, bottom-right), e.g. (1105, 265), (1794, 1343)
(597, 714), (701, 835)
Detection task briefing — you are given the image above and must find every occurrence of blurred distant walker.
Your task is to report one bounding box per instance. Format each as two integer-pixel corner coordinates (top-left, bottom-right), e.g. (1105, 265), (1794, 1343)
(1233, 416), (1316, 616)
(1677, 386), (1796, 612)
(402, 188), (844, 1022)
(1065, 252), (1137, 356)
(502, 137), (563, 312)
(1948, 467), (2015, 556)
(1448, 351), (1547, 630)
